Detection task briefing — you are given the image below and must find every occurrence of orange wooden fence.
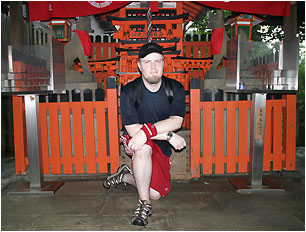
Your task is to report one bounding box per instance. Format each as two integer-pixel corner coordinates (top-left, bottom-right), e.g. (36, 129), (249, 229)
(190, 79), (296, 178)
(12, 77), (296, 177)
(13, 77), (120, 175)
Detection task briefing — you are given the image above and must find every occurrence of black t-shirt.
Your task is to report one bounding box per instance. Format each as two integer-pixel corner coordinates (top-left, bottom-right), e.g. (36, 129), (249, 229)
(120, 76), (185, 157)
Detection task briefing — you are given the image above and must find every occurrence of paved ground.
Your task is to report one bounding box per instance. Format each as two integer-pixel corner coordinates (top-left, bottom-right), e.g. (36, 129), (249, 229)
(1, 147), (305, 231)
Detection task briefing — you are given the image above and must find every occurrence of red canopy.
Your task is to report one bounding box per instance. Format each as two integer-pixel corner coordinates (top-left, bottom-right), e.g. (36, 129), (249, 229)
(29, 1), (290, 22)
(29, 1), (130, 21)
(197, 1), (290, 17)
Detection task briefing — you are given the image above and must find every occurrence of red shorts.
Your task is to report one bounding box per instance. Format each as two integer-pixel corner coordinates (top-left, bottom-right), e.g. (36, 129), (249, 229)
(132, 139), (171, 197)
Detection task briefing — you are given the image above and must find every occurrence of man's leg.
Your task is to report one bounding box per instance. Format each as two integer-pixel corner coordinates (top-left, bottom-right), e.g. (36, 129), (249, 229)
(131, 144), (152, 201)
(120, 142), (168, 226)
(123, 174), (161, 200)
(124, 145), (153, 226)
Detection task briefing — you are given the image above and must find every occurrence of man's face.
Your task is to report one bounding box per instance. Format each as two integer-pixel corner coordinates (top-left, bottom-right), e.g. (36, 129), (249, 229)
(138, 52), (164, 85)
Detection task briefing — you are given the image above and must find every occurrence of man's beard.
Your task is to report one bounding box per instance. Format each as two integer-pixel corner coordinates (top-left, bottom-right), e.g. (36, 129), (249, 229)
(143, 73), (162, 84)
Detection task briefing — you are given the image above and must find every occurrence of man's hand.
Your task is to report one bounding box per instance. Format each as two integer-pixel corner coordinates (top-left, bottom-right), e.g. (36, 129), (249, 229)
(127, 129), (147, 151)
(119, 134), (134, 158)
(168, 133), (186, 151)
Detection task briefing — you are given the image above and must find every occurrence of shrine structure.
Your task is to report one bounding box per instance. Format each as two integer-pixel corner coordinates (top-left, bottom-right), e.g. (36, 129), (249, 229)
(1, 1), (298, 191)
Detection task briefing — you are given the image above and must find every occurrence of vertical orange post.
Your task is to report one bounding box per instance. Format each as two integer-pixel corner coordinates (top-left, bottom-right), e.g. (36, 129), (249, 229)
(226, 101), (237, 173)
(110, 43), (118, 58)
(214, 101), (226, 174)
(12, 96), (27, 174)
(107, 77), (120, 173)
(39, 103), (50, 174)
(94, 43), (103, 84)
(185, 43), (192, 57)
(238, 101), (250, 173)
(48, 103), (61, 174)
(190, 78), (201, 177)
(283, 95), (296, 170)
(59, 102), (73, 174)
(202, 102), (213, 174)
(83, 101), (97, 173)
(263, 100), (272, 171)
(95, 101), (108, 173)
(272, 100), (283, 170)
(71, 102), (85, 173)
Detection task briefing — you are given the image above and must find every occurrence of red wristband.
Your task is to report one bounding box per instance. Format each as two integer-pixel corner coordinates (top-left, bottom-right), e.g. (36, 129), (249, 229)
(141, 123), (157, 139)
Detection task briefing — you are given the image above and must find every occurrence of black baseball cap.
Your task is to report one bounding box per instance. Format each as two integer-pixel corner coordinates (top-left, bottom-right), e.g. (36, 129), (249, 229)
(138, 42), (163, 59)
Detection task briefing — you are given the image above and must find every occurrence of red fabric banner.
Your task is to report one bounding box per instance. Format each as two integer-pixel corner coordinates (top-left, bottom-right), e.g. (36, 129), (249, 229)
(29, 1), (290, 22)
(211, 28), (224, 55)
(196, 1), (290, 17)
(29, 1), (130, 21)
(151, 1), (159, 13)
(73, 30), (92, 56)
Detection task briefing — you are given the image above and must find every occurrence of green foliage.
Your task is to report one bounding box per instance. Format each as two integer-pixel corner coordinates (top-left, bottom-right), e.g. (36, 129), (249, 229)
(253, 23), (305, 43)
(185, 9), (231, 37)
(252, 24), (284, 42)
(185, 15), (210, 35)
(186, 10), (305, 43)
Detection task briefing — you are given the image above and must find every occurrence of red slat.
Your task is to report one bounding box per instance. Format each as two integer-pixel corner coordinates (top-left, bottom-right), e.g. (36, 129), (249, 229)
(95, 101), (108, 173)
(214, 102), (226, 174)
(202, 102), (213, 174)
(238, 101), (250, 172)
(48, 103), (61, 174)
(263, 100), (272, 171)
(71, 102), (84, 173)
(39, 103), (50, 174)
(107, 88), (120, 173)
(83, 102), (96, 173)
(59, 102), (73, 174)
(12, 96), (27, 174)
(272, 100), (283, 170)
(185, 44), (191, 57)
(284, 95), (296, 170)
(190, 88), (201, 177)
(226, 101), (237, 173)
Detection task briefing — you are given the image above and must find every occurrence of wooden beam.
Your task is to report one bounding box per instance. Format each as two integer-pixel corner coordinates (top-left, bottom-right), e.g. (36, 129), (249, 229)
(10, 2), (23, 46)
(283, 2), (298, 72)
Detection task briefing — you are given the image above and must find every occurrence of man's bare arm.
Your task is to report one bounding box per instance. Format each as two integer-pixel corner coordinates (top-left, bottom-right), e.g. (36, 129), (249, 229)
(125, 116), (186, 151)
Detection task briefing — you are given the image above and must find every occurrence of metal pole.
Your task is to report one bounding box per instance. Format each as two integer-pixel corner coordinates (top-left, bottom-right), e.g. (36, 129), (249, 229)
(229, 93), (284, 193)
(24, 94), (44, 188)
(249, 93), (266, 186)
(8, 94), (64, 195)
(147, 1), (152, 42)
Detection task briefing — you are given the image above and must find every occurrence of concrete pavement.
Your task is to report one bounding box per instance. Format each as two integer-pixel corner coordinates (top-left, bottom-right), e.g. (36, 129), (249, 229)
(1, 147), (305, 230)
(1, 173), (305, 231)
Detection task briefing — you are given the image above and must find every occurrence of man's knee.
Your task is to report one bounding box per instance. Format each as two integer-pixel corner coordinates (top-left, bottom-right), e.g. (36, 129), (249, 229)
(150, 188), (161, 200)
(134, 144), (152, 159)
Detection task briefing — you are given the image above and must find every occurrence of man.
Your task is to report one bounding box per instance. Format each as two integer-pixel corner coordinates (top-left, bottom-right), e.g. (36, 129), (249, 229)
(103, 42), (186, 226)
